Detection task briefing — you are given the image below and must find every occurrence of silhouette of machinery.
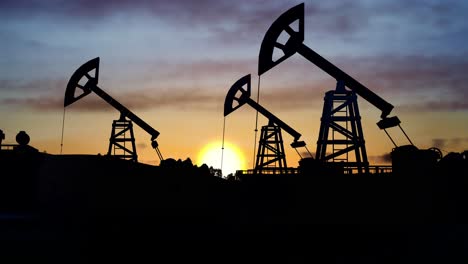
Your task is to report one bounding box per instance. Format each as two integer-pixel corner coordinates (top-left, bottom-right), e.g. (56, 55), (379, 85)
(0, 129), (4, 146)
(257, 3), (410, 174)
(65, 57), (163, 162)
(0, 130), (38, 152)
(224, 74), (310, 174)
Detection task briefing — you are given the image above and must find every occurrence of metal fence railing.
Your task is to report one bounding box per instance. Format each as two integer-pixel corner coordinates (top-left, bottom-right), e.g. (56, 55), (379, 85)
(343, 165), (392, 175)
(234, 164), (392, 179)
(0, 144), (17, 151)
(236, 167), (301, 176)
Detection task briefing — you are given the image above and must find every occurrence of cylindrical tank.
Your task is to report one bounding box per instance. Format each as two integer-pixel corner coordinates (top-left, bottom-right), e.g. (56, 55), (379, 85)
(16, 131), (30, 146)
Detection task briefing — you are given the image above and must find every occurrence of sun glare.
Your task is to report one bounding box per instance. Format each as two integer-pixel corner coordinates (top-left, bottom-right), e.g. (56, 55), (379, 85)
(198, 142), (246, 177)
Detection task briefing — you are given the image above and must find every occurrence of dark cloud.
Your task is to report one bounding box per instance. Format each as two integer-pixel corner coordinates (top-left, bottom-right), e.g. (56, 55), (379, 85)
(327, 55), (468, 111)
(0, 1), (290, 31)
(335, 55), (468, 93)
(432, 138), (446, 149)
(1, 89), (222, 112)
(259, 85), (326, 110)
(0, 78), (67, 92)
(299, 151), (315, 158)
(0, 83), (324, 112)
(1, 4), (283, 50)
(376, 153), (392, 163)
(2, 0), (465, 44)
(0, 79), (17, 90)
(2, 52), (468, 112)
(303, 1), (370, 35)
(432, 138), (468, 151)
(257, 54), (468, 112)
(150, 54), (468, 112)
(154, 59), (255, 80)
(137, 143), (147, 149)
(398, 101), (468, 112)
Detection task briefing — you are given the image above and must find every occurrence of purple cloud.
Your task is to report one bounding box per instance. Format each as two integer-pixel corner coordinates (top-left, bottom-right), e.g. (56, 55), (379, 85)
(2, 52), (468, 112)
(2, 0), (466, 44)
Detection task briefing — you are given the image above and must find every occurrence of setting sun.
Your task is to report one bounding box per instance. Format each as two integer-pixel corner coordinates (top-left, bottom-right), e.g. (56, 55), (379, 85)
(198, 141), (246, 176)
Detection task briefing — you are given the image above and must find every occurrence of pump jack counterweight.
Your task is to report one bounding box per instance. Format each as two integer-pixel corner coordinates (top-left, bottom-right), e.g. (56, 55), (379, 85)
(64, 57), (163, 163)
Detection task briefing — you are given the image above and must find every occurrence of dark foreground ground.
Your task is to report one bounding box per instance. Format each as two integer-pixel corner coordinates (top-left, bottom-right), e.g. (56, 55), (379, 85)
(1, 151), (468, 263)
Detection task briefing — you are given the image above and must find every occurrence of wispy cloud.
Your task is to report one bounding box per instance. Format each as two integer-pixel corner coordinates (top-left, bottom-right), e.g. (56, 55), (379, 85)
(0, 78), (67, 92)
(2, 0), (466, 46)
(3, 52), (468, 112)
(152, 59), (255, 81)
(0, 85), (320, 112)
(1, 89), (222, 112)
(432, 137), (468, 151)
(398, 101), (468, 112)
(327, 55), (468, 111)
(369, 153), (392, 164)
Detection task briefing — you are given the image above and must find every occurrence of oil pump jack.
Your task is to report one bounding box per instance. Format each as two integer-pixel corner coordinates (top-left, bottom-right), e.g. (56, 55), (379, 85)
(257, 3), (410, 174)
(64, 57), (163, 162)
(224, 74), (311, 174)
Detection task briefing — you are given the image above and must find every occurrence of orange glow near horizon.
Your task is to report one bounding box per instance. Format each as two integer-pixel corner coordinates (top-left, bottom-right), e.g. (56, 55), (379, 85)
(197, 141), (247, 176)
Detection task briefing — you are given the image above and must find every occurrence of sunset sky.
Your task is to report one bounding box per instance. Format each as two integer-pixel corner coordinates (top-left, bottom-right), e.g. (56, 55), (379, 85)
(1, 0), (468, 175)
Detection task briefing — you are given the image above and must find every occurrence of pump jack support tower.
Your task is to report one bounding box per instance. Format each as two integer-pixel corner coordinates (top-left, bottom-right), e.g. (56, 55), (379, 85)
(64, 57), (163, 162)
(257, 3), (402, 172)
(316, 81), (368, 174)
(225, 74), (310, 174)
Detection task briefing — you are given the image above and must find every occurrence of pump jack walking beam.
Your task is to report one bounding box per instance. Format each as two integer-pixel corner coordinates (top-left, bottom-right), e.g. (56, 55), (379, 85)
(65, 57), (163, 161)
(258, 3), (394, 119)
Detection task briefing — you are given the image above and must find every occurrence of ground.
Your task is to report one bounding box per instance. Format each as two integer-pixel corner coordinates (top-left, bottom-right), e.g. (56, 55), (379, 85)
(1, 151), (467, 263)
